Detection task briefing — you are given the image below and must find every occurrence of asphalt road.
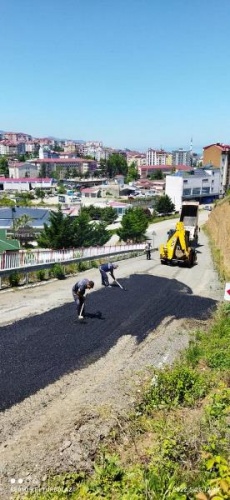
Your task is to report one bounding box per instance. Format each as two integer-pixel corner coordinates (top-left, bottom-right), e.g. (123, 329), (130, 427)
(0, 210), (222, 411)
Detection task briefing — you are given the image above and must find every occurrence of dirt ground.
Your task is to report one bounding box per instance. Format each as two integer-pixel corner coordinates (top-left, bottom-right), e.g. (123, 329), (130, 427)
(0, 215), (224, 499)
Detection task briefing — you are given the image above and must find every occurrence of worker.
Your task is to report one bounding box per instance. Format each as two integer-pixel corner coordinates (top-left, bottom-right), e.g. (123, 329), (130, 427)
(72, 279), (94, 317)
(99, 262), (118, 287)
(145, 242), (152, 260)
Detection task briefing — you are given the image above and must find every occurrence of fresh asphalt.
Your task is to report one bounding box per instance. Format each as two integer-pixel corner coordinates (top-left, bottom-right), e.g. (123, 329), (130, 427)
(0, 272), (217, 411)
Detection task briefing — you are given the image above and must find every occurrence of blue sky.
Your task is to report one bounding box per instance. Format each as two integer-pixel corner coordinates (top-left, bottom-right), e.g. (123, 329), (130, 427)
(1, 0), (230, 153)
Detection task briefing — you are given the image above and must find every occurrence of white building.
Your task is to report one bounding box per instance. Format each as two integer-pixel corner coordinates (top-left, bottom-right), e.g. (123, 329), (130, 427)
(0, 177), (53, 192)
(9, 162), (39, 178)
(165, 168), (220, 211)
(0, 143), (9, 155)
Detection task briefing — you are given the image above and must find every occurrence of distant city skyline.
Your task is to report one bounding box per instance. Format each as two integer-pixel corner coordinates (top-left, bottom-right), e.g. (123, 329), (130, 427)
(1, 1), (230, 153)
(0, 127), (202, 155)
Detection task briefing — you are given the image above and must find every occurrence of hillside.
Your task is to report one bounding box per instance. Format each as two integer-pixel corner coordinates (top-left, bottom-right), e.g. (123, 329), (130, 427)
(205, 197), (230, 280)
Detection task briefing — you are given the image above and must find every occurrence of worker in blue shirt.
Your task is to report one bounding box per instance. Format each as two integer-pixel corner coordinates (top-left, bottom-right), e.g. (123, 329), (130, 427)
(99, 262), (118, 287)
(72, 278), (94, 317)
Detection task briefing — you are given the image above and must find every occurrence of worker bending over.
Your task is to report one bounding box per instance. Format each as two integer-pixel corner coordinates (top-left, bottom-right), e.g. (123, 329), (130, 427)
(99, 262), (118, 287)
(72, 279), (94, 317)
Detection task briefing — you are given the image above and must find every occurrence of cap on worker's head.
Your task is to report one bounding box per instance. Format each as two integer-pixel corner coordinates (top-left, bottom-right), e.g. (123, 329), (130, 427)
(113, 264), (118, 269)
(88, 280), (94, 288)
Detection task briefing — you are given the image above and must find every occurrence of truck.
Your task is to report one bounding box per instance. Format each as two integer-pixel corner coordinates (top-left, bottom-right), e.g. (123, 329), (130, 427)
(179, 201), (199, 244)
(159, 221), (197, 267)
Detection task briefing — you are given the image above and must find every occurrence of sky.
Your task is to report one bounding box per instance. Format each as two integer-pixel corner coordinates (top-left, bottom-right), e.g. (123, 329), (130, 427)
(1, 0), (230, 153)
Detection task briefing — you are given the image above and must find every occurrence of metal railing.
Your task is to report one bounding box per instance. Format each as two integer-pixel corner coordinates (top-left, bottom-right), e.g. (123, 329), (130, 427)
(0, 244), (145, 287)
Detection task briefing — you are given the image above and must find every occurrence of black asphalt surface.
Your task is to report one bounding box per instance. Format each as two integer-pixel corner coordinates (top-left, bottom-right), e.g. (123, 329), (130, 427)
(0, 273), (217, 411)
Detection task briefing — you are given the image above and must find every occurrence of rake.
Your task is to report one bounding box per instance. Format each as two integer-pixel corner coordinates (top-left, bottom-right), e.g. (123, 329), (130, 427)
(114, 279), (126, 290)
(78, 297), (86, 319)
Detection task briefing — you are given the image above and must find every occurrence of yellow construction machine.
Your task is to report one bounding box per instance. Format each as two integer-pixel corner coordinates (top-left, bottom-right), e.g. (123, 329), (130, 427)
(159, 221), (197, 267)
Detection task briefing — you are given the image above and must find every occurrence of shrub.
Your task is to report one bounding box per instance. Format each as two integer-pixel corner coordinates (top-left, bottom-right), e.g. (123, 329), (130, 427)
(77, 261), (89, 272)
(8, 272), (21, 287)
(36, 269), (46, 281)
(90, 260), (99, 269)
(52, 264), (66, 280)
(65, 263), (78, 275)
(142, 364), (211, 410)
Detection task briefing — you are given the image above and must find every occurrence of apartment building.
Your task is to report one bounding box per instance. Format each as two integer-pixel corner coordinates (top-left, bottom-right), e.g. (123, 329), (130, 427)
(203, 143), (230, 195)
(146, 148), (172, 166)
(172, 148), (191, 166)
(126, 152), (146, 167)
(28, 157), (97, 178)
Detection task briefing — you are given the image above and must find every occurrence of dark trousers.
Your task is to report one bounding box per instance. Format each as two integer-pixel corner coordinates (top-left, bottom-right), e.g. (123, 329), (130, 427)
(72, 287), (85, 315)
(99, 268), (109, 286)
(146, 250), (151, 260)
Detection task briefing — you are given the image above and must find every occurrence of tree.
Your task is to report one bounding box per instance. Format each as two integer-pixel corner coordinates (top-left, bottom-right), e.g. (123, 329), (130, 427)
(38, 209), (74, 249)
(35, 188), (45, 201)
(38, 208), (110, 249)
(81, 205), (117, 224)
(155, 195), (175, 215)
(13, 214), (33, 231)
(0, 157), (9, 177)
(149, 170), (163, 180)
(117, 207), (149, 242)
(106, 154), (128, 178)
(125, 162), (139, 183)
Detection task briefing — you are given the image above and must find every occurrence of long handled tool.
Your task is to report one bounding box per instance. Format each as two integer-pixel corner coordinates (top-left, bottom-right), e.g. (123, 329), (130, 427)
(78, 297), (86, 319)
(114, 279), (124, 290)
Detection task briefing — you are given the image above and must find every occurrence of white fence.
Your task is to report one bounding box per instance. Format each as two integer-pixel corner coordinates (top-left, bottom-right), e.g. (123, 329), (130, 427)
(0, 244), (145, 272)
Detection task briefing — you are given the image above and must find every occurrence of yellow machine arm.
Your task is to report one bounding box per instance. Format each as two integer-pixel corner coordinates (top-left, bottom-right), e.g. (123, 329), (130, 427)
(160, 221), (196, 266)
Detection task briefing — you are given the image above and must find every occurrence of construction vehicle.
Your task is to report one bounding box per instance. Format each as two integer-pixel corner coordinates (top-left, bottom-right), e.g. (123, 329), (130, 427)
(179, 201), (199, 244)
(160, 221), (197, 267)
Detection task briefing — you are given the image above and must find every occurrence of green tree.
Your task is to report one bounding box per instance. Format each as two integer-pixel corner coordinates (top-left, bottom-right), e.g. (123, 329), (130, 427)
(125, 162), (139, 183)
(81, 205), (117, 224)
(99, 158), (107, 176)
(149, 169), (163, 180)
(35, 188), (45, 201)
(71, 212), (109, 247)
(38, 208), (73, 249)
(13, 214), (32, 231)
(38, 208), (110, 249)
(0, 157), (9, 176)
(155, 195), (175, 214)
(106, 153), (128, 178)
(117, 207), (149, 242)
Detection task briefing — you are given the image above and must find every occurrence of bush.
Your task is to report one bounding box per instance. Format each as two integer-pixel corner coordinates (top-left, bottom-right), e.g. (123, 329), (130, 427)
(90, 260), (99, 269)
(8, 272), (21, 287)
(65, 263), (78, 275)
(52, 264), (66, 280)
(36, 269), (46, 281)
(142, 364), (211, 410)
(77, 261), (89, 272)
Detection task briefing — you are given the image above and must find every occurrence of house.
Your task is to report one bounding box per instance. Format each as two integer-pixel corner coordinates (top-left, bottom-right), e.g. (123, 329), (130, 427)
(107, 201), (132, 217)
(0, 207), (51, 235)
(81, 187), (101, 199)
(0, 229), (20, 252)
